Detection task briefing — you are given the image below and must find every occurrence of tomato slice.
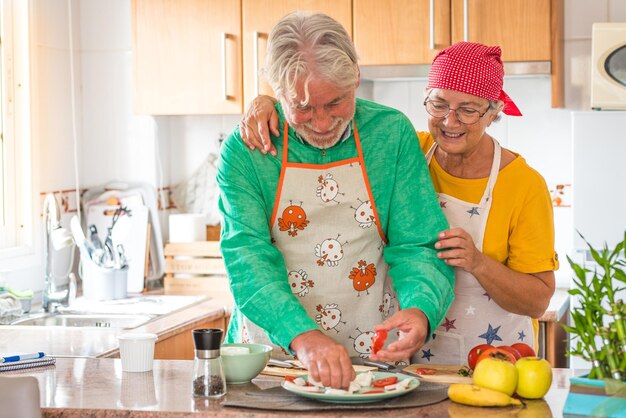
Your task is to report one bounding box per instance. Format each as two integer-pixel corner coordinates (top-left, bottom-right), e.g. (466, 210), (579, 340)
(371, 329), (388, 354)
(372, 376), (398, 387)
(284, 375), (297, 383)
(414, 367), (437, 375)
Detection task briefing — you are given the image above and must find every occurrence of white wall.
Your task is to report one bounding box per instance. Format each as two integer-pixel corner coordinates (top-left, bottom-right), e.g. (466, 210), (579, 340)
(4, 0), (625, 295)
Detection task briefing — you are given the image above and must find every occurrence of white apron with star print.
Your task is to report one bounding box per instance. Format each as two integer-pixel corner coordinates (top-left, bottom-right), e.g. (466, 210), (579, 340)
(415, 138), (534, 365)
(241, 122), (400, 360)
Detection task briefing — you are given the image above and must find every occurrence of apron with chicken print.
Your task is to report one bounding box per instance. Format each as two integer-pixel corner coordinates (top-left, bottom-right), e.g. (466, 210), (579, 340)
(415, 138), (534, 365)
(242, 122), (401, 361)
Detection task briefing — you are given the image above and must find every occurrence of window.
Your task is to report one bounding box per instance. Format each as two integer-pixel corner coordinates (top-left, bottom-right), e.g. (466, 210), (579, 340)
(0, 0), (31, 254)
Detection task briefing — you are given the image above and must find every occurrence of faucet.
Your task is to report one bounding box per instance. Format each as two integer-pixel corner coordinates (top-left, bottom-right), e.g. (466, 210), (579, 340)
(42, 193), (76, 313)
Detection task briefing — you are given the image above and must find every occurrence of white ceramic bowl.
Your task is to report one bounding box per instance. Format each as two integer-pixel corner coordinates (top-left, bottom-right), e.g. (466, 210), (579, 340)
(220, 343), (272, 384)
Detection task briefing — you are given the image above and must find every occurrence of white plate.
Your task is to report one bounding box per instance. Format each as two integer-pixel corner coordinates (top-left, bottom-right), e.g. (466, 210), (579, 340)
(281, 371), (419, 404)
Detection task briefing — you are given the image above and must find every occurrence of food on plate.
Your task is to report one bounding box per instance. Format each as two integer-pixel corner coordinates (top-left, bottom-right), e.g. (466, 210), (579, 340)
(282, 371), (416, 396)
(472, 357), (518, 396)
(476, 347), (517, 366)
(371, 329), (388, 354)
(515, 357), (552, 399)
(448, 383), (522, 407)
(467, 343), (494, 369)
(372, 376), (398, 387)
(511, 342), (536, 358)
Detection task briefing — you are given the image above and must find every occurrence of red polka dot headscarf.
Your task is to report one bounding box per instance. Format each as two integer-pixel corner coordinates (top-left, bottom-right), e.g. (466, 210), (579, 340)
(428, 42), (522, 116)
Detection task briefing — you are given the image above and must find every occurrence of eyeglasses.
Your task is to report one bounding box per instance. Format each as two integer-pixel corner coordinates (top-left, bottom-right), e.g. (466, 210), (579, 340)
(423, 99), (490, 125)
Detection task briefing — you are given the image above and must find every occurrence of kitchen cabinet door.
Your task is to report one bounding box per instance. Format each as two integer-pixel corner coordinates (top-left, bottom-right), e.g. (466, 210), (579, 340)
(450, 0), (551, 62)
(132, 0), (242, 115)
(354, 0), (451, 65)
(242, 0), (352, 106)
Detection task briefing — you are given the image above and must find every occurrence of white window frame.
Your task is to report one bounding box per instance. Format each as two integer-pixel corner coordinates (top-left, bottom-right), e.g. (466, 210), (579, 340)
(0, 0), (33, 262)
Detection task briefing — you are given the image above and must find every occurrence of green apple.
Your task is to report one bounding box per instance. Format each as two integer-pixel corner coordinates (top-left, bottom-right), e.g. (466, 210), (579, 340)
(473, 357), (518, 396)
(515, 356), (553, 399)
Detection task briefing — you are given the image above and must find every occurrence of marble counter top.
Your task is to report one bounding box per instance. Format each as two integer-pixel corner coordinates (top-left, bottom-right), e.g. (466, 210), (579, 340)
(539, 288), (570, 322)
(0, 297), (230, 358)
(7, 357), (576, 417)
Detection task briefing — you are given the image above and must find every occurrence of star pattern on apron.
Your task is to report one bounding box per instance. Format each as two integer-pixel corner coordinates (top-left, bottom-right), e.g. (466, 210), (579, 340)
(415, 138), (535, 365)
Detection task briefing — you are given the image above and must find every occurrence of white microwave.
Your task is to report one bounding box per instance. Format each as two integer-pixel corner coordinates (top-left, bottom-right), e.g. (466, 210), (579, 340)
(591, 23), (626, 110)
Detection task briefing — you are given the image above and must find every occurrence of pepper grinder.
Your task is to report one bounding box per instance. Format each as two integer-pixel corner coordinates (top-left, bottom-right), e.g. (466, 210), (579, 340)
(192, 328), (226, 398)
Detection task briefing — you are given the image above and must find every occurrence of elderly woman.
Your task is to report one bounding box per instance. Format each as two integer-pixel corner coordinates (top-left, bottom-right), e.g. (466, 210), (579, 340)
(238, 41), (558, 365)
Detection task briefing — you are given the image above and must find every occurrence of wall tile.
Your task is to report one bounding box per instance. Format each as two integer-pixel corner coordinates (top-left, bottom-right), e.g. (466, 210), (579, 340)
(32, 0), (81, 50)
(79, 0), (131, 51)
(564, 40), (593, 110)
(609, 0), (626, 21)
(564, 0), (608, 39)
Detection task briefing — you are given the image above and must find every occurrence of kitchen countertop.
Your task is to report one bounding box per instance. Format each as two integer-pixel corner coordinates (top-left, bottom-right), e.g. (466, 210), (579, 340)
(9, 357), (577, 417)
(539, 288), (570, 322)
(0, 296), (231, 358)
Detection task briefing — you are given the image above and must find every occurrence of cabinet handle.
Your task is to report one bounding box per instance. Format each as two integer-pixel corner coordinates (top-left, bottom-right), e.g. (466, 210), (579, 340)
(463, 0), (469, 42)
(429, 0), (435, 49)
(253, 31), (260, 97)
(222, 32), (228, 100)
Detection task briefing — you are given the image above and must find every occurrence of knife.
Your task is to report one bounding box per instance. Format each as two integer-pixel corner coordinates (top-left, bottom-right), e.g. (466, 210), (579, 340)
(267, 358), (307, 369)
(359, 359), (421, 378)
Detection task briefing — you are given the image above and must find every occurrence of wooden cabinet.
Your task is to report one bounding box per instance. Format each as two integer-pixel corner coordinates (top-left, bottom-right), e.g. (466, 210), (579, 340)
(131, 0), (242, 115)
(450, 0), (550, 62)
(154, 314), (230, 360)
(241, 0), (352, 106)
(353, 0), (451, 66)
(354, 0), (564, 106)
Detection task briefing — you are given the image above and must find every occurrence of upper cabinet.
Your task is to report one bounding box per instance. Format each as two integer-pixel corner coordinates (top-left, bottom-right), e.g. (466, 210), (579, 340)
(132, 0), (563, 114)
(241, 0), (352, 106)
(353, 0), (451, 65)
(450, 0), (551, 62)
(132, 0), (243, 115)
(354, 0), (563, 106)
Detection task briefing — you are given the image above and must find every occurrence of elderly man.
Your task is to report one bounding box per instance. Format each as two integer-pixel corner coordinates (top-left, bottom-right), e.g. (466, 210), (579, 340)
(217, 11), (453, 389)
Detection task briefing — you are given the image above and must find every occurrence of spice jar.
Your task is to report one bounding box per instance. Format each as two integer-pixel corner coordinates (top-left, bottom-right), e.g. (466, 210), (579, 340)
(192, 328), (226, 398)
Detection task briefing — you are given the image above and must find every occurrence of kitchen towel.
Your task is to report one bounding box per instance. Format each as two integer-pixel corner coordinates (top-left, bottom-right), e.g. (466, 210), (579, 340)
(0, 356), (56, 373)
(222, 380), (449, 411)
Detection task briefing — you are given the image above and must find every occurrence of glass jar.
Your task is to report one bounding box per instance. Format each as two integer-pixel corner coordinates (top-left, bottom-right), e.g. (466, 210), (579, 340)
(191, 328), (226, 398)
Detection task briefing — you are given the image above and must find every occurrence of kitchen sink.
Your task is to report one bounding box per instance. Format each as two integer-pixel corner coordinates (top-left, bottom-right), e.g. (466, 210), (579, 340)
(10, 312), (157, 329)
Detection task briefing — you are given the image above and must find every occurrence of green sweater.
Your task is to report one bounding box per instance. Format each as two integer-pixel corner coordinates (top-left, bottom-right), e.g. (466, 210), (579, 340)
(217, 98), (454, 351)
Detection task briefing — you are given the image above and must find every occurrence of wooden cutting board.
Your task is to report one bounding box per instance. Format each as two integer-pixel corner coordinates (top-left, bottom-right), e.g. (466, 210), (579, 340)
(403, 364), (472, 384)
(262, 360), (377, 378)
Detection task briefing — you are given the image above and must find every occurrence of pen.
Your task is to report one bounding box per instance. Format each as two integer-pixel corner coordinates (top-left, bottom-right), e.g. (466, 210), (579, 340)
(1, 352), (45, 363)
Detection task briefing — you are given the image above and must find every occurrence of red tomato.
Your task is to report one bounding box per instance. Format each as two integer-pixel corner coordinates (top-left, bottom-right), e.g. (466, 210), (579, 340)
(499, 345), (522, 360)
(467, 343), (493, 370)
(476, 347), (517, 366)
(414, 368), (437, 375)
(372, 376), (398, 387)
(284, 375), (297, 383)
(511, 342), (536, 358)
(371, 329), (388, 354)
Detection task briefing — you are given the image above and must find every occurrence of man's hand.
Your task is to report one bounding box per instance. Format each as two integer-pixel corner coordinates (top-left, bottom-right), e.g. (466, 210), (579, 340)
(290, 330), (355, 389)
(368, 308), (429, 362)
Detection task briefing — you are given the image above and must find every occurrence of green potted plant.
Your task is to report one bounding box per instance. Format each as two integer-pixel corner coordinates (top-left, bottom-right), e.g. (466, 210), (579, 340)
(562, 232), (626, 417)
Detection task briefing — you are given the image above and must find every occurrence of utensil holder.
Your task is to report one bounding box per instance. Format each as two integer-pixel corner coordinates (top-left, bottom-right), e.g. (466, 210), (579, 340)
(80, 257), (128, 300)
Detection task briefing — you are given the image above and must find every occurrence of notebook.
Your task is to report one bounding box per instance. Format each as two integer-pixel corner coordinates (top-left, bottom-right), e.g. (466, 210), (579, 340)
(0, 356), (56, 372)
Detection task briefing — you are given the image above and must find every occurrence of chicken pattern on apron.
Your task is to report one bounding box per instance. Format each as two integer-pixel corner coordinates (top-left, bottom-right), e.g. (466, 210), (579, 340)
(415, 138), (534, 365)
(242, 122), (403, 363)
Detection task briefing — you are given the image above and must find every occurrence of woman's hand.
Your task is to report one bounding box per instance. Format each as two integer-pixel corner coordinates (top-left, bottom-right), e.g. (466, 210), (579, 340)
(239, 95), (280, 156)
(368, 308), (429, 362)
(435, 227), (486, 274)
